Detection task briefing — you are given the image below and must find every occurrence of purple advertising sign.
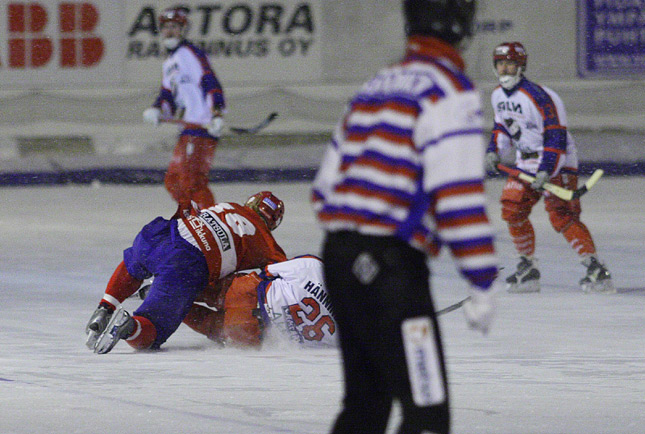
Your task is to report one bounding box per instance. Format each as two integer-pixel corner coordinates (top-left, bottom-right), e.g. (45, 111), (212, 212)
(577, 0), (645, 77)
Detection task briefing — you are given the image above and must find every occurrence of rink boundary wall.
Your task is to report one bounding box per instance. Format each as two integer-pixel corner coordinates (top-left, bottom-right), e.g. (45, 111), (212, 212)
(1, 161), (644, 187)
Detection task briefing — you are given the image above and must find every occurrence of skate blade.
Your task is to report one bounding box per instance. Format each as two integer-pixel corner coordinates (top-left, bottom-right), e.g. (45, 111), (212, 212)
(582, 280), (616, 294)
(93, 307), (127, 354)
(86, 330), (100, 350)
(507, 281), (540, 293)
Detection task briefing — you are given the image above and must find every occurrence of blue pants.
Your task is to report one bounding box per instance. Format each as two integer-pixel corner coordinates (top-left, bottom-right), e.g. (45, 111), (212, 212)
(124, 217), (209, 348)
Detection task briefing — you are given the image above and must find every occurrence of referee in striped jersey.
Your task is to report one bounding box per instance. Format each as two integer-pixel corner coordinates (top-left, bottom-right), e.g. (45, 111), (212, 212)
(312, 1), (499, 433)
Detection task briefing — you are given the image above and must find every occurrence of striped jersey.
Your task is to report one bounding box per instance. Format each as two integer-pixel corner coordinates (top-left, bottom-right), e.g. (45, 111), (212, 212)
(153, 40), (225, 139)
(488, 77), (578, 176)
(312, 36), (497, 290)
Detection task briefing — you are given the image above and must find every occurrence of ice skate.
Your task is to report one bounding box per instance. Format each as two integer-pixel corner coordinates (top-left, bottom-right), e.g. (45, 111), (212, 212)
(85, 305), (113, 350)
(580, 256), (614, 294)
(506, 256), (540, 293)
(92, 307), (136, 354)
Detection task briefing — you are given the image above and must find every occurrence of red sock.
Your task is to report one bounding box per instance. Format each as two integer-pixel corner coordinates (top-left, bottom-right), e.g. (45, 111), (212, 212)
(101, 261), (143, 308)
(126, 316), (157, 350)
(508, 219), (535, 256)
(562, 221), (596, 256)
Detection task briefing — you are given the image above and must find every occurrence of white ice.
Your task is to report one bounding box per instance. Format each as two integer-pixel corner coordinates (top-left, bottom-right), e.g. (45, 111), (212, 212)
(1, 178), (644, 434)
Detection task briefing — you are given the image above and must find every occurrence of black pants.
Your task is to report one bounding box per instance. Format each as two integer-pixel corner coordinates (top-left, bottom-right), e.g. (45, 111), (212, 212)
(323, 231), (449, 434)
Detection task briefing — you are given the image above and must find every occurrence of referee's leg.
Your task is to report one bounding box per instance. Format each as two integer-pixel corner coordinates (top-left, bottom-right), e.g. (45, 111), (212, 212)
(324, 232), (450, 434)
(323, 233), (393, 434)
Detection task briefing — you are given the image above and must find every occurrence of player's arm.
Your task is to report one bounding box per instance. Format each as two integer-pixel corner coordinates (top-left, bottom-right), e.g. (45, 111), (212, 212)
(311, 114), (347, 212)
(418, 90), (498, 291)
(143, 85), (176, 125)
(536, 93), (567, 176)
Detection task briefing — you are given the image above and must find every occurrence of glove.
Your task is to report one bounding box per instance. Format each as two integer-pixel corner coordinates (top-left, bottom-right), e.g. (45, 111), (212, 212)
(142, 107), (161, 125)
(530, 170), (549, 191)
(485, 152), (500, 173)
(463, 283), (497, 334)
(504, 118), (522, 140)
(206, 116), (223, 137)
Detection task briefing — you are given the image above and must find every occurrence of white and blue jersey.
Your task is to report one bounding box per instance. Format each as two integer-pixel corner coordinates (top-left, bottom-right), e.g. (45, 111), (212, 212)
(488, 77), (578, 176)
(153, 40), (225, 139)
(256, 256), (337, 348)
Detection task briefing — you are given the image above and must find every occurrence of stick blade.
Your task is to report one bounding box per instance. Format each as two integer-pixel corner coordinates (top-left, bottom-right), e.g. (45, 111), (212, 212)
(572, 169), (604, 199)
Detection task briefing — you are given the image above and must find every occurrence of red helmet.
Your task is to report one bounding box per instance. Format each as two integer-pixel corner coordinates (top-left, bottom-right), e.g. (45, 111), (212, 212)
(245, 191), (284, 231)
(493, 42), (527, 69)
(159, 7), (188, 28)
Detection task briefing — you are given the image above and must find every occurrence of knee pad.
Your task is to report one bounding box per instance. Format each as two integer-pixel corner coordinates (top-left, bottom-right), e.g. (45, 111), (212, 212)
(546, 199), (580, 232)
(501, 200), (531, 223)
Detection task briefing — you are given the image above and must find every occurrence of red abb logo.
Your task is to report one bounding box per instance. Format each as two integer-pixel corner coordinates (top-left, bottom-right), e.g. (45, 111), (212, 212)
(5, 2), (103, 68)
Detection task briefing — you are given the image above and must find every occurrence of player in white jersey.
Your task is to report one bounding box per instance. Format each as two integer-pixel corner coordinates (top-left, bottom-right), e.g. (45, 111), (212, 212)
(486, 41), (613, 293)
(313, 2), (498, 433)
(143, 7), (225, 209)
(182, 256), (337, 348)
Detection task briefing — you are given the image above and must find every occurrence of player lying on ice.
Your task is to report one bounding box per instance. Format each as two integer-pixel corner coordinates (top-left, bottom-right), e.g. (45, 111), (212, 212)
(166, 255), (337, 348)
(85, 192), (286, 354)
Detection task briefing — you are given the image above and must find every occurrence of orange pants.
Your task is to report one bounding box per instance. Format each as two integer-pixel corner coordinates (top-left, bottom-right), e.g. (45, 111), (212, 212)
(183, 273), (263, 347)
(164, 134), (218, 209)
(500, 173), (595, 257)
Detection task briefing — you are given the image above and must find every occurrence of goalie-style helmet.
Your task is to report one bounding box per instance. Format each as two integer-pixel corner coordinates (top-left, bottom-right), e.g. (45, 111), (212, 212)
(245, 191), (284, 231)
(493, 42), (527, 69)
(159, 7), (188, 28)
(403, 0), (477, 45)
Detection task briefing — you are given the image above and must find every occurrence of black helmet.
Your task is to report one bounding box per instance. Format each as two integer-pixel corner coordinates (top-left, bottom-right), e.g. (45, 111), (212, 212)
(403, 0), (476, 45)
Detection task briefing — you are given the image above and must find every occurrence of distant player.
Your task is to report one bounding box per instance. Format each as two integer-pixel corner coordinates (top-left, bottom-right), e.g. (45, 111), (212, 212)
(183, 255), (338, 348)
(143, 7), (225, 209)
(85, 192), (287, 354)
(485, 41), (613, 293)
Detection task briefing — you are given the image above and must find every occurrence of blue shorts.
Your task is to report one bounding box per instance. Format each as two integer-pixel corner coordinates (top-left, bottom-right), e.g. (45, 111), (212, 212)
(123, 217), (209, 348)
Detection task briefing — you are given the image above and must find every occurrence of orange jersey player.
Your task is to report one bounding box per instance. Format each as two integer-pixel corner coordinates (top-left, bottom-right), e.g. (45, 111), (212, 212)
(85, 192), (287, 354)
(183, 255), (338, 349)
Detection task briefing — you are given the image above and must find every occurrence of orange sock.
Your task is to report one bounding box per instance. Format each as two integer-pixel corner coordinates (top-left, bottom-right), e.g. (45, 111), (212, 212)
(125, 316), (157, 350)
(508, 219), (535, 256)
(562, 221), (596, 256)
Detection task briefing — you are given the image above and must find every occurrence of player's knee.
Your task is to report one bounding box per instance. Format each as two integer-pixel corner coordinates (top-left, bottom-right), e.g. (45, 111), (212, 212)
(183, 304), (224, 342)
(548, 210), (576, 232)
(501, 201), (528, 223)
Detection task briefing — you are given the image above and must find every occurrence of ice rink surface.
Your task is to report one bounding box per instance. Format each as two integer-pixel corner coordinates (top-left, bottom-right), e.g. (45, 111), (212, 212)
(1, 177), (644, 434)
